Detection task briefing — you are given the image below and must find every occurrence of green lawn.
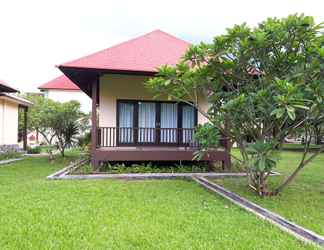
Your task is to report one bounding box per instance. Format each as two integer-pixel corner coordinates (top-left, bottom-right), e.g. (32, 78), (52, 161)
(213, 151), (324, 236)
(0, 153), (318, 249)
(282, 143), (322, 151)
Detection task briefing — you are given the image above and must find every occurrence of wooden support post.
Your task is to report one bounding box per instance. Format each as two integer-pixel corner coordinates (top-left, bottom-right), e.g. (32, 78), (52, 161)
(223, 119), (231, 169)
(23, 107), (28, 151)
(91, 80), (98, 169)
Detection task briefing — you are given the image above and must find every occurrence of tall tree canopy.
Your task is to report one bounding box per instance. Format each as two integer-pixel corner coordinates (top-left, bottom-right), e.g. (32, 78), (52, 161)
(21, 94), (84, 157)
(147, 14), (324, 196)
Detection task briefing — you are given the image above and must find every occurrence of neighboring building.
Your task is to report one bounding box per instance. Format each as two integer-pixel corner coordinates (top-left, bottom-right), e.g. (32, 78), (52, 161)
(0, 80), (32, 151)
(38, 75), (91, 112)
(58, 30), (231, 168)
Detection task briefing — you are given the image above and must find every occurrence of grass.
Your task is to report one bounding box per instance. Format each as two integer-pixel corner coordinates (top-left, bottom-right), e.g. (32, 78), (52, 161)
(282, 143), (322, 151)
(0, 152), (318, 249)
(213, 151), (324, 236)
(39, 144), (56, 153)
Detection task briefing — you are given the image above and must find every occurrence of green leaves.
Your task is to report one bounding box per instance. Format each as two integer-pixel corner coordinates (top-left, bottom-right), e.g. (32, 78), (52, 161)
(286, 106), (296, 120)
(194, 123), (220, 150)
(145, 14), (324, 193)
(270, 108), (285, 119)
(247, 141), (278, 172)
(269, 79), (313, 121)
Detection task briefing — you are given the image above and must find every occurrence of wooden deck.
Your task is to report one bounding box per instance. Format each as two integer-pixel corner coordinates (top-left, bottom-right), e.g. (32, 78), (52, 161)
(93, 146), (231, 167)
(98, 146), (202, 151)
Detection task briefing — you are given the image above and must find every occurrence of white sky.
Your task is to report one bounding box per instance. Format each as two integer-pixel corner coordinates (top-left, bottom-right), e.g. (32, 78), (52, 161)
(0, 0), (323, 92)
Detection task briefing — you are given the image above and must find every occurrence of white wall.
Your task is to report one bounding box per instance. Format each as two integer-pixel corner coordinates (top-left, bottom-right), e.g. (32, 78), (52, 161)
(0, 99), (19, 145)
(44, 89), (92, 113)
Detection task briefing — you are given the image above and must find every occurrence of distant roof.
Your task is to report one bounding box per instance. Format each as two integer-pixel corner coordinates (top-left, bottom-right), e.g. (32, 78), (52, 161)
(0, 80), (18, 93)
(0, 93), (33, 107)
(59, 30), (190, 73)
(38, 75), (80, 90)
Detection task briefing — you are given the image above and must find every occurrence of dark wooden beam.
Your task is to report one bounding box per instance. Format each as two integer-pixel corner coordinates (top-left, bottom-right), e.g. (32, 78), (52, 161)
(94, 148), (229, 162)
(23, 107), (28, 151)
(91, 79), (98, 169)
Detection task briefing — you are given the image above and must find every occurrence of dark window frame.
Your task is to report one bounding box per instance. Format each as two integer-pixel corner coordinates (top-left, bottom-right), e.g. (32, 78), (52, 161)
(116, 99), (198, 146)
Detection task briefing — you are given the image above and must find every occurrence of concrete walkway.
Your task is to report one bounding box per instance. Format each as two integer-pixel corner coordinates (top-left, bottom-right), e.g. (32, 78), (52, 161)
(193, 176), (324, 248)
(0, 158), (23, 166)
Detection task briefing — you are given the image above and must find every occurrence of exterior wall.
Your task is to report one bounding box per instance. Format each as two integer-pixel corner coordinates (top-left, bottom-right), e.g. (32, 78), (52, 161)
(99, 74), (209, 127)
(0, 99), (19, 146)
(43, 89), (92, 113)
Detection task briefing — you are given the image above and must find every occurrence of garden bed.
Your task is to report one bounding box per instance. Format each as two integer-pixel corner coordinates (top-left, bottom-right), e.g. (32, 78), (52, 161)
(73, 161), (211, 175)
(70, 160), (245, 175)
(47, 158), (259, 180)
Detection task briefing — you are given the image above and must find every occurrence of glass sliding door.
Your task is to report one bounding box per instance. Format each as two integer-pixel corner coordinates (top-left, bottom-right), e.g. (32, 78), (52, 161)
(182, 104), (196, 143)
(117, 100), (197, 146)
(160, 103), (178, 143)
(138, 102), (156, 143)
(118, 102), (134, 143)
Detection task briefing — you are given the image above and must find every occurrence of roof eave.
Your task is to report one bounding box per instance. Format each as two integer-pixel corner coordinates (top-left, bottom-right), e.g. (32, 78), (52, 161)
(0, 93), (33, 107)
(57, 65), (157, 76)
(0, 84), (19, 93)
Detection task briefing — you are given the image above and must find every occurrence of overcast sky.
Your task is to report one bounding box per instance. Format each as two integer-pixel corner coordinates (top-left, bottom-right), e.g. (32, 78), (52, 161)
(0, 0), (323, 92)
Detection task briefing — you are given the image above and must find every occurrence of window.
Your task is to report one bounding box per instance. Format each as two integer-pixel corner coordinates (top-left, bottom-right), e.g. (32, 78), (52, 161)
(117, 100), (197, 145)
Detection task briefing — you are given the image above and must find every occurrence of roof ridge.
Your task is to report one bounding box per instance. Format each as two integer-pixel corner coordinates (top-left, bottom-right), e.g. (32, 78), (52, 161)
(58, 30), (190, 68)
(151, 29), (191, 45)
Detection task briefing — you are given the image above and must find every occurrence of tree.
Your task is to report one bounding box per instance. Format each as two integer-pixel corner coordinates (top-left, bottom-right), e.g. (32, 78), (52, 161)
(20, 94), (57, 144)
(147, 14), (324, 196)
(21, 94), (84, 157)
(48, 101), (83, 157)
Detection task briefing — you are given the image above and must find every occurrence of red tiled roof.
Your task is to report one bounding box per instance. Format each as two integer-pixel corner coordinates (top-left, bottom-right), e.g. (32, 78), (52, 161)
(59, 30), (191, 72)
(0, 80), (18, 92)
(38, 75), (80, 90)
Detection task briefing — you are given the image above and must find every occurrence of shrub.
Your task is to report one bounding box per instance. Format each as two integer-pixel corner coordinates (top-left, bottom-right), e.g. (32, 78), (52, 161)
(77, 132), (91, 150)
(27, 146), (41, 154)
(0, 150), (22, 161)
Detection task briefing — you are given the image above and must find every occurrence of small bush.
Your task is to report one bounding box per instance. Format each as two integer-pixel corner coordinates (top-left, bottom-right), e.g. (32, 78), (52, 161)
(77, 132), (91, 151)
(0, 150), (22, 161)
(99, 161), (210, 174)
(27, 146), (41, 154)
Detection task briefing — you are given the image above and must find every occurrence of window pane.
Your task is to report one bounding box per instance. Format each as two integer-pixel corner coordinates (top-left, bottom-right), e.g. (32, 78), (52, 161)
(118, 102), (134, 143)
(182, 105), (195, 143)
(138, 102), (156, 143)
(160, 103), (177, 143)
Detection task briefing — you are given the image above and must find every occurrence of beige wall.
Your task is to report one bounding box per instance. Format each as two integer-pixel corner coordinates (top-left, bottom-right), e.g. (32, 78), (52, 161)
(0, 98), (19, 145)
(99, 74), (209, 127)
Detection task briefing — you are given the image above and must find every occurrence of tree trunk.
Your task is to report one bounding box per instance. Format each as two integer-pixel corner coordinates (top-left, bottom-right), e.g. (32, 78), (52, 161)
(58, 141), (65, 157)
(273, 145), (324, 195)
(314, 126), (322, 145)
(39, 130), (51, 145)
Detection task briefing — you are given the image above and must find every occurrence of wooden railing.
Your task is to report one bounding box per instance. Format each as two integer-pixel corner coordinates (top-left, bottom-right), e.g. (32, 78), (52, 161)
(97, 127), (200, 148)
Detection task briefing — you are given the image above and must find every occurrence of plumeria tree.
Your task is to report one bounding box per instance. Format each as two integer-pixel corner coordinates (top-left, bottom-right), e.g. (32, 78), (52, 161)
(147, 14), (324, 196)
